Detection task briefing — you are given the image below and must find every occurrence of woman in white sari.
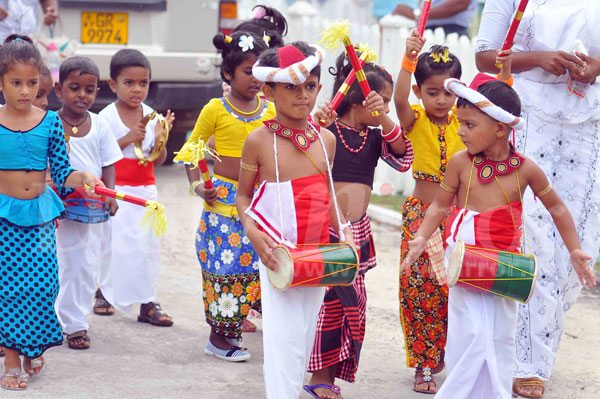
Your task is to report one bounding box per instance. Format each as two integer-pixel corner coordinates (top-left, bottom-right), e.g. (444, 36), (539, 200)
(475, 1), (600, 397)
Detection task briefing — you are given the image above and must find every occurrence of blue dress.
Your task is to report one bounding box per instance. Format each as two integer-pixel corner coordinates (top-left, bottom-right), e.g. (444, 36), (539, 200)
(0, 111), (74, 358)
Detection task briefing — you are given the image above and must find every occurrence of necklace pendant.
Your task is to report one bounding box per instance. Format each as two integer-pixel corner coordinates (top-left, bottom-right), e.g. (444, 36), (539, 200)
(71, 126), (78, 135)
(359, 131), (366, 137)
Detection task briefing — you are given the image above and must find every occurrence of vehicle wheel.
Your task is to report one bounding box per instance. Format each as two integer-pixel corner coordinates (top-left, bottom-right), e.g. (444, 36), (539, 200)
(164, 126), (189, 165)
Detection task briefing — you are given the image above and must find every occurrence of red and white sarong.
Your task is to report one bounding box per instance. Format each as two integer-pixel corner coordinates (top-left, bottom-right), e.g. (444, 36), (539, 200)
(246, 173), (330, 399)
(437, 202), (522, 399)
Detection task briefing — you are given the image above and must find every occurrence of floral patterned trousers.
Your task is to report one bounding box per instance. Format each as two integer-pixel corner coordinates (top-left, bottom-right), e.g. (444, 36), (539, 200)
(196, 177), (260, 339)
(399, 196), (448, 369)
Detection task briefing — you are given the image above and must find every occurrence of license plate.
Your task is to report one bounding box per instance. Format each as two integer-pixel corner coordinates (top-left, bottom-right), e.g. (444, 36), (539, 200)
(81, 12), (128, 44)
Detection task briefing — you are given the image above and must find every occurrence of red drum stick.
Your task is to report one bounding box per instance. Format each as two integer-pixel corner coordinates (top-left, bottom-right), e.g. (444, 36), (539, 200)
(411, 0), (432, 57)
(197, 150), (213, 189)
(93, 186), (155, 208)
(496, 0), (529, 68)
(416, 0), (432, 36)
(319, 56), (367, 126)
(343, 38), (379, 117)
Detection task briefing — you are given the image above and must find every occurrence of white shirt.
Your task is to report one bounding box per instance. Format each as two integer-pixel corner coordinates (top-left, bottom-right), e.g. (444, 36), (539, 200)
(0, 0), (40, 42)
(98, 102), (158, 160)
(67, 112), (123, 178)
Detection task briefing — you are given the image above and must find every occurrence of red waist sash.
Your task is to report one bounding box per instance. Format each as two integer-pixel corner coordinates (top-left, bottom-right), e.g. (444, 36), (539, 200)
(445, 201), (523, 252)
(114, 158), (155, 186)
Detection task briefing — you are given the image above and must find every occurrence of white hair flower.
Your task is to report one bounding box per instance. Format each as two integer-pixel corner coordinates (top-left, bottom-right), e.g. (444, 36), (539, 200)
(238, 35), (254, 52)
(262, 32), (271, 47)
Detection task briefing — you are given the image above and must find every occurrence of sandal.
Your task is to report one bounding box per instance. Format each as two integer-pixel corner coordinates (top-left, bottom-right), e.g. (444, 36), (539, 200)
(67, 330), (91, 350)
(1, 368), (27, 391)
(303, 384), (342, 399)
(413, 368), (437, 394)
(23, 356), (46, 378)
(513, 377), (545, 398)
(93, 288), (114, 316)
(137, 302), (173, 327)
(432, 350), (445, 374)
(242, 318), (257, 332)
(204, 340), (250, 362)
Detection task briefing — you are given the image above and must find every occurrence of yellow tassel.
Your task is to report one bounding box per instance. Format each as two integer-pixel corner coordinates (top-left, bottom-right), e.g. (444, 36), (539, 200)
(173, 140), (221, 168)
(318, 19), (351, 50)
(356, 42), (377, 63)
(141, 201), (168, 237)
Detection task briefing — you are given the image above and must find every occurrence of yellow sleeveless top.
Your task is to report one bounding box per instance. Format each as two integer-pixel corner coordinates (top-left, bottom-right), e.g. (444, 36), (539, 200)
(405, 104), (464, 182)
(187, 97), (276, 158)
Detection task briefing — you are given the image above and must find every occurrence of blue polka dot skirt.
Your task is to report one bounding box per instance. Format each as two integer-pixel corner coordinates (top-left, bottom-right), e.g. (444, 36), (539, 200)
(0, 220), (63, 357)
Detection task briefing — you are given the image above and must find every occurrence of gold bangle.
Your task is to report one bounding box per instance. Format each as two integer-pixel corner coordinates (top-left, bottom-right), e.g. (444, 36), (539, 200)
(440, 181), (457, 194)
(402, 53), (418, 73)
(240, 160), (258, 172)
(189, 180), (202, 196)
(537, 183), (552, 197)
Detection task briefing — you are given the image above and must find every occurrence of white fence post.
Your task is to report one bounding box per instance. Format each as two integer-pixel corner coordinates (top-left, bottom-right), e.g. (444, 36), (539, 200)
(286, 1), (319, 43)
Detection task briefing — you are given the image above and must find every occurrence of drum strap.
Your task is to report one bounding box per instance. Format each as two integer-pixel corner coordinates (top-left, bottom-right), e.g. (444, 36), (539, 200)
(272, 121), (348, 244)
(460, 158), (532, 255)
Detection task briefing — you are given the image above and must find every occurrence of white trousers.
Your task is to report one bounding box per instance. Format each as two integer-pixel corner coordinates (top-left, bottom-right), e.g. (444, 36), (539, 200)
(56, 219), (111, 335)
(259, 262), (326, 399)
(100, 185), (161, 313)
(436, 286), (518, 399)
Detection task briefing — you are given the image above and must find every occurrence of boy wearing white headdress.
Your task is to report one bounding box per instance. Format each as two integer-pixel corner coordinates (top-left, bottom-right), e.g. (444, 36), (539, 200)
(236, 41), (354, 399)
(401, 71), (596, 398)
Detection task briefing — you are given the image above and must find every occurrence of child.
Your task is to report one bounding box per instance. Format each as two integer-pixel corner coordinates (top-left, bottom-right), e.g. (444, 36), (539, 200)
(32, 65), (52, 110)
(394, 29), (463, 394)
(234, 4), (288, 48)
(98, 48), (174, 326)
(0, 35), (103, 391)
(236, 42), (352, 399)
(401, 73), (597, 398)
(54, 56), (123, 350)
(306, 51), (412, 398)
(231, 5), (287, 334)
(176, 31), (272, 361)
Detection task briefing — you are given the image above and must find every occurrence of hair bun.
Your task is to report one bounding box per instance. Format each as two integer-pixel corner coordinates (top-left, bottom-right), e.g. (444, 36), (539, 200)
(4, 34), (34, 45)
(212, 33), (229, 51)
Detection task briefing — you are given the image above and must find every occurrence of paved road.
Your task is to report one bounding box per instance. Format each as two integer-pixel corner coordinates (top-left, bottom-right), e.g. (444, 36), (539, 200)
(19, 164), (600, 398)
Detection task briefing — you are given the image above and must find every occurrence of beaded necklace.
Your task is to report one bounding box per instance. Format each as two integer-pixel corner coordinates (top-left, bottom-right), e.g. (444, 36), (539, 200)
(224, 94), (261, 116)
(334, 120), (369, 153)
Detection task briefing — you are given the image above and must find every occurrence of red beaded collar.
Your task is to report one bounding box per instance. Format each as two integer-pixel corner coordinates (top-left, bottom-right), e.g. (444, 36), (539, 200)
(264, 119), (319, 151)
(469, 144), (525, 184)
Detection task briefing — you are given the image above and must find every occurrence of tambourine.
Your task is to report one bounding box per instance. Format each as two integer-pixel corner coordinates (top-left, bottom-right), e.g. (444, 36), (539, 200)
(134, 110), (170, 166)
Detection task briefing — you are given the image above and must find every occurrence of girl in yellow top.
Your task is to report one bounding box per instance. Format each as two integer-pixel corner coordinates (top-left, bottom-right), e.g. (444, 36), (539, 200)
(393, 29), (464, 394)
(177, 31), (275, 362)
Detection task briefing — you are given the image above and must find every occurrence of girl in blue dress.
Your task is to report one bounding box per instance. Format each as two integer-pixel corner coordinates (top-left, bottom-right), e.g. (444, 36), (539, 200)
(0, 35), (103, 391)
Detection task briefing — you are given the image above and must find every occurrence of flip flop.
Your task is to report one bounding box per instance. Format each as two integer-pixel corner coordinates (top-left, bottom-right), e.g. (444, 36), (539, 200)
(24, 357), (46, 378)
(303, 384), (342, 398)
(1, 368), (27, 391)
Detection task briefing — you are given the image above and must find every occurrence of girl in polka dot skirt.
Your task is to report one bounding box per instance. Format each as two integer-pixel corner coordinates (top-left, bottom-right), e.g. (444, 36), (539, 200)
(0, 35), (103, 391)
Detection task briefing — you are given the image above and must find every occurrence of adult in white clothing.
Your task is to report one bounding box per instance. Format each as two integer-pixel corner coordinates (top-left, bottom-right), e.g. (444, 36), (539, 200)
(475, 1), (600, 397)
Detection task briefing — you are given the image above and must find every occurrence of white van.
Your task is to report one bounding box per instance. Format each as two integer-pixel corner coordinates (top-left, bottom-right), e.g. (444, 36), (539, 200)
(53, 0), (239, 161)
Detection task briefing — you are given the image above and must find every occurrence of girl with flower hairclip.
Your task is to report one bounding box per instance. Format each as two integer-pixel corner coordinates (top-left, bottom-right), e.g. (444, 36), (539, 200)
(174, 30), (275, 362)
(394, 29), (464, 394)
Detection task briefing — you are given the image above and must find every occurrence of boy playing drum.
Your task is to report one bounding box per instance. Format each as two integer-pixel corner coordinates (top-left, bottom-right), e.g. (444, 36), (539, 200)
(401, 73), (596, 398)
(236, 41), (353, 399)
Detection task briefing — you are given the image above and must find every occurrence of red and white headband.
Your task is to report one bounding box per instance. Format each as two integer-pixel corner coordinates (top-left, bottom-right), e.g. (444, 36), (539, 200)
(252, 44), (324, 85)
(444, 77), (524, 130)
